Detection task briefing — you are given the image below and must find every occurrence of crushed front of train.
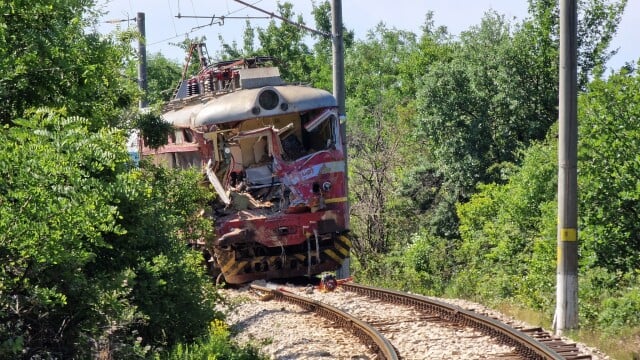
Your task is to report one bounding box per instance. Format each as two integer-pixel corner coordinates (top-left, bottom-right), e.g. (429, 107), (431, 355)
(144, 58), (351, 284)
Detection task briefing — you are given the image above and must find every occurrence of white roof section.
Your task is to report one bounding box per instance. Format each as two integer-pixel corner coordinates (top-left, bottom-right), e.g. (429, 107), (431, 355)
(194, 85), (337, 127)
(162, 102), (205, 128)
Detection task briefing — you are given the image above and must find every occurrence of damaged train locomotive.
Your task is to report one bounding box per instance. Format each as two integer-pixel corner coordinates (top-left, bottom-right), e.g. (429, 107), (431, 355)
(141, 53), (351, 284)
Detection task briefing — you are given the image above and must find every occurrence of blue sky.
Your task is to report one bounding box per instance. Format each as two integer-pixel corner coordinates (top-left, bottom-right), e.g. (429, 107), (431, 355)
(97, 0), (638, 72)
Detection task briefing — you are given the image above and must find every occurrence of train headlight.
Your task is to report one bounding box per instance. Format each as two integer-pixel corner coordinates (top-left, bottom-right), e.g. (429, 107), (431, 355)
(322, 182), (332, 192)
(258, 89), (279, 110)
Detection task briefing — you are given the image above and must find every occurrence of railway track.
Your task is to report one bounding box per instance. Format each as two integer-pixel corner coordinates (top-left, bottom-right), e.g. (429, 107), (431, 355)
(246, 282), (593, 360)
(251, 284), (398, 359)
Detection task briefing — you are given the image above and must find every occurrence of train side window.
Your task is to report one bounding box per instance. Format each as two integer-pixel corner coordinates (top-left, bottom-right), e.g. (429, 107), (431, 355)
(183, 129), (194, 143)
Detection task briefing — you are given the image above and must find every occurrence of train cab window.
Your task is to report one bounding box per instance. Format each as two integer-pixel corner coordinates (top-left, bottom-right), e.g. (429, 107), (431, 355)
(174, 130), (183, 144)
(302, 110), (336, 152)
(281, 133), (305, 161)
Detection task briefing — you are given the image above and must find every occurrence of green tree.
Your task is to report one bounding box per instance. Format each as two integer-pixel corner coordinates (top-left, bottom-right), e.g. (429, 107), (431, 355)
(0, 110), (219, 358)
(306, 0), (354, 90)
(255, 2), (313, 82)
(0, 110), (131, 357)
(145, 52), (182, 105)
(578, 66), (640, 272)
(415, 1), (626, 238)
(454, 137), (557, 307)
(0, 1), (221, 357)
(0, 0), (138, 127)
(345, 25), (418, 264)
(343, 21), (456, 274)
(450, 65), (640, 338)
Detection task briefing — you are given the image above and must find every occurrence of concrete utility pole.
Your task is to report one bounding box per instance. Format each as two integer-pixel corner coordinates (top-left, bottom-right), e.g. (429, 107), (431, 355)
(555, 0), (579, 335)
(331, 0), (350, 279)
(137, 12), (148, 109)
(331, 0), (346, 116)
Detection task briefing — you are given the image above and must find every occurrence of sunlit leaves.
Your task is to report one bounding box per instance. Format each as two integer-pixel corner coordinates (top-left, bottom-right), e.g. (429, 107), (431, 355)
(0, 109), (218, 357)
(0, 0), (138, 127)
(578, 68), (640, 272)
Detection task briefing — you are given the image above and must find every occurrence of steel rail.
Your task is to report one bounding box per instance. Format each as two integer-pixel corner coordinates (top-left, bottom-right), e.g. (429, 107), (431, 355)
(250, 284), (399, 360)
(341, 283), (589, 360)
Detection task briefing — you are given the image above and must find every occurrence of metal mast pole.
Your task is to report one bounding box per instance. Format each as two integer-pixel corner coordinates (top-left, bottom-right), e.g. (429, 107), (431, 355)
(137, 12), (148, 109)
(331, 0), (350, 278)
(555, 0), (579, 335)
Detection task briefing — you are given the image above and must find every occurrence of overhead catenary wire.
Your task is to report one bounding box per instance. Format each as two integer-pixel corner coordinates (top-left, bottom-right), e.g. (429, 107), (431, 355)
(149, 0), (266, 47)
(166, 0), (179, 37)
(149, 0), (317, 49)
(232, 0), (331, 38)
(176, 14), (270, 31)
(190, 0), (200, 27)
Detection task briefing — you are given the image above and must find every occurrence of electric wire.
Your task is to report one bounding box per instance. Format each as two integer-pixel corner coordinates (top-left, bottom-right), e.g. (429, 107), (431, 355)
(149, 0), (313, 49)
(190, 0), (200, 27)
(226, 0), (265, 17)
(127, 0), (133, 20)
(166, 0), (179, 36)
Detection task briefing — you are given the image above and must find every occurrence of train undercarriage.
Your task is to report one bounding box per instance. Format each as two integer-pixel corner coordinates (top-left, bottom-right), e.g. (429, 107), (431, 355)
(211, 233), (351, 284)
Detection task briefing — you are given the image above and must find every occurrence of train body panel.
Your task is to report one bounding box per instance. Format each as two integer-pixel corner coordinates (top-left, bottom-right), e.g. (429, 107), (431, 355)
(141, 55), (350, 284)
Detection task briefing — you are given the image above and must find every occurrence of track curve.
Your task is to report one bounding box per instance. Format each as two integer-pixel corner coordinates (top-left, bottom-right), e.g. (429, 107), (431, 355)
(340, 283), (586, 360)
(250, 284), (399, 360)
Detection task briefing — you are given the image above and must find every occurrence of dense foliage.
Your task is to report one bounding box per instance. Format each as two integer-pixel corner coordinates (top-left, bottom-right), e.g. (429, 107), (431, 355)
(0, 1), (244, 358)
(0, 0), (138, 128)
(2, 0), (639, 357)
(0, 110), (220, 358)
(453, 67), (640, 336)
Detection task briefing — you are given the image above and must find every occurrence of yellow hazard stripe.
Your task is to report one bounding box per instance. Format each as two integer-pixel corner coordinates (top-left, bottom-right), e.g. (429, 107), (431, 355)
(335, 242), (349, 257)
(325, 197), (348, 204)
(324, 249), (343, 263)
(222, 259), (248, 276)
(221, 258), (236, 274)
(338, 235), (352, 248)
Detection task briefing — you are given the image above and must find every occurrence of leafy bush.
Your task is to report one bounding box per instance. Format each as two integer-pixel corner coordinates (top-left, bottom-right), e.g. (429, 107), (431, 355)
(405, 231), (454, 295)
(159, 320), (266, 360)
(452, 137), (557, 305)
(0, 110), (219, 358)
(598, 287), (640, 331)
(580, 268), (640, 333)
(578, 68), (640, 273)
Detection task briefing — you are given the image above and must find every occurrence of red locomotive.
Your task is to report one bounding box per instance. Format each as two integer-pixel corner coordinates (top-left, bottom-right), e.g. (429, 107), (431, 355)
(141, 52), (351, 284)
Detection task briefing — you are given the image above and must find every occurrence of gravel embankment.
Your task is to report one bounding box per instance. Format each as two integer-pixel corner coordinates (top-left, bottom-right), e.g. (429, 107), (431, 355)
(220, 282), (610, 360)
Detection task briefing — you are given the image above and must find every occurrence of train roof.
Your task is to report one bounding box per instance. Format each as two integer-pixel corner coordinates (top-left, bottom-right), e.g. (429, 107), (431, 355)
(162, 84), (336, 128)
(194, 85), (336, 127)
(162, 102), (206, 128)
(162, 60), (337, 128)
